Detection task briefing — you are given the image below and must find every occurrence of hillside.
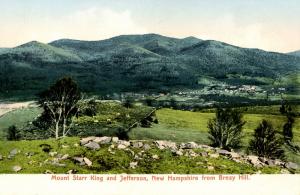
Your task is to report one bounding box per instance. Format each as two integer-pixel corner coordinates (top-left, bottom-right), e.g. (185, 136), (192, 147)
(288, 50), (300, 57)
(0, 34), (300, 97)
(0, 136), (298, 174)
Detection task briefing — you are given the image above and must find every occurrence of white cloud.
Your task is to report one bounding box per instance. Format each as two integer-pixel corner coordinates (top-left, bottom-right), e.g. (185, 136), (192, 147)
(0, 7), (148, 47)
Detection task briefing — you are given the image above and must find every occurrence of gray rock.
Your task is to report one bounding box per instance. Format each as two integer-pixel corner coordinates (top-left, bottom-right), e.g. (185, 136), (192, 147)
(49, 152), (57, 157)
(80, 136), (96, 145)
(228, 152), (240, 159)
(207, 166), (214, 171)
(152, 154), (159, 160)
(60, 154), (69, 160)
(266, 160), (275, 166)
(188, 150), (198, 157)
(10, 149), (18, 156)
(181, 142), (198, 149)
(67, 169), (77, 174)
(112, 137), (119, 143)
(175, 151), (183, 156)
(84, 141), (100, 150)
(118, 140), (130, 147)
(143, 144), (151, 150)
(83, 157), (92, 167)
(132, 142), (143, 148)
(45, 170), (54, 174)
(94, 136), (112, 144)
(73, 157), (84, 163)
(258, 157), (268, 164)
(247, 155), (262, 167)
(200, 152), (208, 157)
(129, 161), (138, 169)
(218, 149), (230, 155)
(274, 159), (284, 166)
(285, 162), (299, 170)
(12, 165), (22, 172)
(154, 140), (177, 150)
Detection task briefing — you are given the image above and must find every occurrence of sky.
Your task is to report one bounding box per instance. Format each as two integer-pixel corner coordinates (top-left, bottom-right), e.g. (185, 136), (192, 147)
(0, 0), (299, 53)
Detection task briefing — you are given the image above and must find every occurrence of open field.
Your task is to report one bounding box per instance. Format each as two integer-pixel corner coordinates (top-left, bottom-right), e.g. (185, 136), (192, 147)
(130, 108), (300, 165)
(0, 105), (299, 165)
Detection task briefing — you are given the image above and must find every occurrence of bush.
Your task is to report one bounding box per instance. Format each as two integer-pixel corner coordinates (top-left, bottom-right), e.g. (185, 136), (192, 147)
(207, 107), (245, 150)
(7, 125), (21, 141)
(248, 120), (284, 159)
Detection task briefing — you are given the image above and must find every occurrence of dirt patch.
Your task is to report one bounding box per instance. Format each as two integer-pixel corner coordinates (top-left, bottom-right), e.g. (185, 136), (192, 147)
(0, 101), (36, 117)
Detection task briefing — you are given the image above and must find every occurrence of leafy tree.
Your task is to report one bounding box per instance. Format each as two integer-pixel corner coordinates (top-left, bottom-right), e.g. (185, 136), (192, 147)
(248, 120), (284, 159)
(122, 97), (134, 108)
(38, 77), (81, 139)
(207, 107), (245, 150)
(283, 115), (294, 142)
(6, 125), (20, 141)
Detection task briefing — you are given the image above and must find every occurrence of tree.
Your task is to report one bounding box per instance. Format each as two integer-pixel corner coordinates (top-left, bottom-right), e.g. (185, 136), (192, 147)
(38, 77), (81, 139)
(207, 107), (245, 150)
(248, 120), (284, 159)
(283, 115), (294, 142)
(7, 125), (20, 141)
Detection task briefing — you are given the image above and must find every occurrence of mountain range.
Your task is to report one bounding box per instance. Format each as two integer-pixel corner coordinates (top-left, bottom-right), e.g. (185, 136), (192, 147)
(0, 33), (299, 96)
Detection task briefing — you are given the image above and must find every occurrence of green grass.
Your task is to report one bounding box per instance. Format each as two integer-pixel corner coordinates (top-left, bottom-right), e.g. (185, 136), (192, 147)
(0, 137), (282, 174)
(129, 108), (300, 165)
(0, 107), (42, 139)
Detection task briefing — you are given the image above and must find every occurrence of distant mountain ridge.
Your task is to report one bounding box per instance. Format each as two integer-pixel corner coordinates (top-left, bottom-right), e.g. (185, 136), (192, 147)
(0, 33), (299, 96)
(288, 50), (300, 57)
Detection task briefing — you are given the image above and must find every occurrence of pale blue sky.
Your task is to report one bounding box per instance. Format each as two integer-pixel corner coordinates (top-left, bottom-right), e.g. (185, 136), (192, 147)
(0, 0), (299, 52)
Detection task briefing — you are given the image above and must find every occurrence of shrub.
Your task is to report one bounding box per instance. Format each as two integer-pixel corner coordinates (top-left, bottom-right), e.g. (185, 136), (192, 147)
(248, 120), (284, 159)
(207, 107), (245, 150)
(6, 125), (21, 141)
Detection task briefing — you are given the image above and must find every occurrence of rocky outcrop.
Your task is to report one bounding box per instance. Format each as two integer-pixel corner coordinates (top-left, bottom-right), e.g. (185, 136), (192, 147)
(79, 136), (299, 173)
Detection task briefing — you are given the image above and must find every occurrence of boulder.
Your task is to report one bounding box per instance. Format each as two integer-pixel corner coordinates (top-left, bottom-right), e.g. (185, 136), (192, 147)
(266, 160), (276, 167)
(83, 157), (93, 167)
(200, 152), (208, 157)
(84, 142), (100, 150)
(285, 162), (299, 170)
(247, 155), (262, 167)
(181, 142), (198, 149)
(12, 165), (22, 172)
(112, 137), (119, 143)
(129, 162), (138, 169)
(132, 142), (144, 148)
(154, 140), (177, 150)
(60, 154), (69, 160)
(118, 140), (131, 147)
(143, 144), (151, 150)
(175, 151), (183, 156)
(10, 149), (18, 156)
(207, 166), (214, 171)
(217, 149), (230, 155)
(187, 150), (198, 157)
(0, 155), (2, 160)
(45, 170), (54, 174)
(49, 152), (58, 157)
(228, 152), (240, 159)
(152, 154), (159, 160)
(73, 157), (84, 164)
(80, 137), (96, 145)
(94, 137), (112, 144)
(67, 169), (77, 174)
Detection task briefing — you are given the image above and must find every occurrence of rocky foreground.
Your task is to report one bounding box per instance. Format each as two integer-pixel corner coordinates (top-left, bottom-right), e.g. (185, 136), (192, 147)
(0, 136), (299, 174)
(78, 136), (299, 173)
